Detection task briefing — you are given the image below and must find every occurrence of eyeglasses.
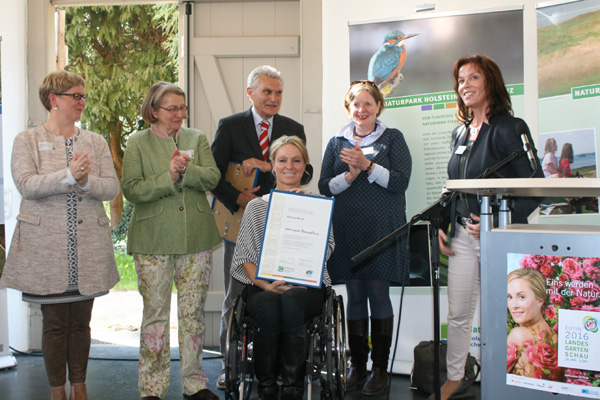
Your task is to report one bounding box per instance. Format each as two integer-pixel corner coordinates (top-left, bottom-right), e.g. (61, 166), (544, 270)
(160, 105), (189, 114)
(351, 80), (377, 88)
(57, 93), (88, 101)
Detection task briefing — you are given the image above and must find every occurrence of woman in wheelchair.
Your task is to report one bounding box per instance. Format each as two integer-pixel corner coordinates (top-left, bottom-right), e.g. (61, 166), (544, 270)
(230, 135), (334, 400)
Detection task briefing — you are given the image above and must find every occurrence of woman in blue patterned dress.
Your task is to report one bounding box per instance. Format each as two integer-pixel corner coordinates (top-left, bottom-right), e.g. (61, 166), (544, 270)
(318, 81), (412, 395)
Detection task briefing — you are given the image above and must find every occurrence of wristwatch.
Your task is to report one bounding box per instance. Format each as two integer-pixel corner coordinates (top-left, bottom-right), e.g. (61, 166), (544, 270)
(364, 161), (374, 172)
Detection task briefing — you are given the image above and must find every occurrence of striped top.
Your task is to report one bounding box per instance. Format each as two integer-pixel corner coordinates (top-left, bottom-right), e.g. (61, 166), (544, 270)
(231, 195), (333, 287)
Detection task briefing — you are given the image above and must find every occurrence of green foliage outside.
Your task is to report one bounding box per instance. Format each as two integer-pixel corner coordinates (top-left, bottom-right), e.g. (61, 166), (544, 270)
(111, 200), (137, 290)
(65, 4), (179, 227)
(64, 4), (179, 290)
(109, 199), (175, 291)
(113, 250), (138, 291)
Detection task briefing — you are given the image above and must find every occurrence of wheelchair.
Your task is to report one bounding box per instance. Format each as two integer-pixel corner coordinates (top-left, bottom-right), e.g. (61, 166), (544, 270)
(224, 287), (347, 400)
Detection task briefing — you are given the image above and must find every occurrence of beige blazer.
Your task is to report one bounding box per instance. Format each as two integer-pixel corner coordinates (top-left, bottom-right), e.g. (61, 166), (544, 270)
(0, 126), (120, 296)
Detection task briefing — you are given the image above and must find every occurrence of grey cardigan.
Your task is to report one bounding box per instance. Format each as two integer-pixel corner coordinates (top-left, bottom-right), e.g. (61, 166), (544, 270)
(0, 126), (120, 296)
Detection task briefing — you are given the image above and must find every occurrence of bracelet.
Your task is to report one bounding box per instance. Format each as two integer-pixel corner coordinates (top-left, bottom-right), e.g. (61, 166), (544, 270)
(364, 161), (374, 172)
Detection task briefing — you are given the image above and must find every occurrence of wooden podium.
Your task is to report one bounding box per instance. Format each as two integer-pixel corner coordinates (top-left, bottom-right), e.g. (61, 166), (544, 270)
(446, 178), (600, 400)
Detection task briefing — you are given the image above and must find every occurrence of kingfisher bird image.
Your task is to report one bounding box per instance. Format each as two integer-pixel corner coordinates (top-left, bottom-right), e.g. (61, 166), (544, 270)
(368, 30), (420, 97)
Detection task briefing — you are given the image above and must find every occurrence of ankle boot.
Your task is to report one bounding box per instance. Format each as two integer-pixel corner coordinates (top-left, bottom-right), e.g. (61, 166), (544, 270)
(362, 316), (393, 396)
(69, 383), (88, 400)
(346, 318), (369, 391)
(51, 386), (68, 400)
(253, 328), (279, 400)
(281, 326), (307, 400)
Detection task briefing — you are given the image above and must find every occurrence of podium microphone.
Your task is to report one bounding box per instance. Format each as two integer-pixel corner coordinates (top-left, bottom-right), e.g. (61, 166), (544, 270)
(521, 133), (537, 171)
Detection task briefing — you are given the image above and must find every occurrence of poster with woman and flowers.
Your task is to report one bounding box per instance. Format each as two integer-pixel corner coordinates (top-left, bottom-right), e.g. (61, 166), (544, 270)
(507, 253), (600, 398)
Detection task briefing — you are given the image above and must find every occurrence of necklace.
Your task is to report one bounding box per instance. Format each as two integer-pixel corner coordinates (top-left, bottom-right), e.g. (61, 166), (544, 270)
(43, 122), (77, 138)
(469, 121), (482, 138)
(353, 126), (375, 138)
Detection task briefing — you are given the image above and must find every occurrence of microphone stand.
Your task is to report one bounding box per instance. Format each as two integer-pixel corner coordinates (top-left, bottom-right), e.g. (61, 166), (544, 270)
(351, 146), (527, 400)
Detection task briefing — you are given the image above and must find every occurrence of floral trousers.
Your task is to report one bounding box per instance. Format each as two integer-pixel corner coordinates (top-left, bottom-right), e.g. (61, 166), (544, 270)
(134, 251), (212, 398)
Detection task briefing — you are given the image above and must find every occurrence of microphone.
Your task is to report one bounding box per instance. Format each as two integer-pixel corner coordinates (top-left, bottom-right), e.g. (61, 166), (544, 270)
(521, 133), (537, 171)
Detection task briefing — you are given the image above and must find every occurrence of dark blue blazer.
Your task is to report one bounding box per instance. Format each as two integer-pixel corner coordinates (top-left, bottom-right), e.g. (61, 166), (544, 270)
(210, 108), (309, 213)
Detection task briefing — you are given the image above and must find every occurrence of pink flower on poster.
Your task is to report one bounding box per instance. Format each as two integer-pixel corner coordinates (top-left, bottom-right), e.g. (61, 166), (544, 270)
(544, 305), (557, 320)
(583, 258), (600, 280)
(539, 262), (555, 278)
(548, 256), (562, 265)
(549, 293), (564, 306)
(526, 342), (558, 370)
(564, 369), (593, 386)
(507, 342), (519, 372)
(562, 258), (584, 279)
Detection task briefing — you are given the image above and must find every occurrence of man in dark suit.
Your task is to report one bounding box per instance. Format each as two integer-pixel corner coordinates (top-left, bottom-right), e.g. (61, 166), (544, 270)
(211, 65), (310, 389)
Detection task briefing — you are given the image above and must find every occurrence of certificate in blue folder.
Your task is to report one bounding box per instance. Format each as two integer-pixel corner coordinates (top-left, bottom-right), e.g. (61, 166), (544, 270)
(256, 190), (334, 288)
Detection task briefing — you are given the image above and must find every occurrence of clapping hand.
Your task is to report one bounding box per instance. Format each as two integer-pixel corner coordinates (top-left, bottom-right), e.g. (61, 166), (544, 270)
(70, 153), (92, 186)
(169, 149), (191, 182)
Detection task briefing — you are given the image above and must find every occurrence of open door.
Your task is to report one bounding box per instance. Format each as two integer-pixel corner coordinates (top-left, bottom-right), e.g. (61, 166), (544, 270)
(0, 35), (18, 370)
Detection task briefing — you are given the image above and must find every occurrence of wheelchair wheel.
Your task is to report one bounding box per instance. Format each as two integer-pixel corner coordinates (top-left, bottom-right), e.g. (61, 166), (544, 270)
(330, 294), (347, 400)
(305, 318), (320, 400)
(321, 291), (347, 400)
(224, 296), (254, 400)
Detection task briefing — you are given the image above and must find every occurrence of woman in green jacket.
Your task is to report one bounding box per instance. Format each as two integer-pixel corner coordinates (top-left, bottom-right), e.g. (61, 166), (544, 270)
(121, 82), (221, 400)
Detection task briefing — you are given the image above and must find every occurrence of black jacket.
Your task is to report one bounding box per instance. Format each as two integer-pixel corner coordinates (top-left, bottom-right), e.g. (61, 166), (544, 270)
(442, 114), (544, 234)
(210, 108), (309, 213)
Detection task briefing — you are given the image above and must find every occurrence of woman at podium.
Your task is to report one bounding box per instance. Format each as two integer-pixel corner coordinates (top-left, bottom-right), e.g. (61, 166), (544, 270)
(436, 54), (544, 400)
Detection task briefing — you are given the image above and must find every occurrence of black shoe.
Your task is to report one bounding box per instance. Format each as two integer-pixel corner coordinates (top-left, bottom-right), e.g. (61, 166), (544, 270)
(141, 397), (160, 400)
(183, 389), (219, 400)
(281, 386), (304, 400)
(362, 366), (389, 396)
(258, 385), (278, 400)
(345, 364), (367, 391)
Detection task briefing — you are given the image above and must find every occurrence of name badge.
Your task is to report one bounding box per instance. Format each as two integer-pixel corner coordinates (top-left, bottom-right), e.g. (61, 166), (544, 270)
(38, 142), (56, 151)
(455, 145), (467, 155)
(362, 146), (375, 156)
(180, 149), (195, 158)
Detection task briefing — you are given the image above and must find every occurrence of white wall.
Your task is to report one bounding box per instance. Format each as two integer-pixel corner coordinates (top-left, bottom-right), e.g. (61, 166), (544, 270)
(0, 0), (31, 351)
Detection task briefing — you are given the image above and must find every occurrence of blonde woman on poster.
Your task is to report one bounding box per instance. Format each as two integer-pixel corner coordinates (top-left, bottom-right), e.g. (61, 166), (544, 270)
(507, 268), (564, 381)
(542, 138), (560, 178)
